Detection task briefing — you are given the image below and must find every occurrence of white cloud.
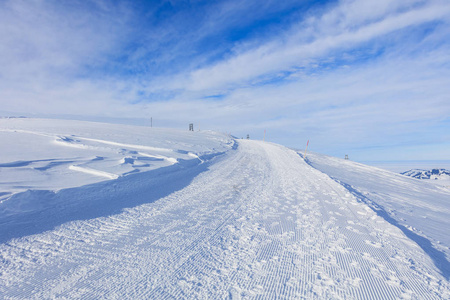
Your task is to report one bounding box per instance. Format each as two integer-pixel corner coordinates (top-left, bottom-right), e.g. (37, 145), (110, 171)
(184, 0), (450, 91)
(136, 41), (450, 157)
(0, 0), (133, 113)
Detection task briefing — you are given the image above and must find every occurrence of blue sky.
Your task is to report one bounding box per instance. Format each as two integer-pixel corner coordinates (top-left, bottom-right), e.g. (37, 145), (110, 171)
(1, 0), (449, 161)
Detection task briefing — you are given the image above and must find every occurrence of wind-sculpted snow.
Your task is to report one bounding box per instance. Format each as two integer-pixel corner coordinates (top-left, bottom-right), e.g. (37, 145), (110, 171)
(0, 118), (233, 200)
(1, 129), (449, 298)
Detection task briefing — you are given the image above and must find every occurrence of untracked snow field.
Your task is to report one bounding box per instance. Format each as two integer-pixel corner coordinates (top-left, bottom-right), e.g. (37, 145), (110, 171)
(0, 118), (449, 299)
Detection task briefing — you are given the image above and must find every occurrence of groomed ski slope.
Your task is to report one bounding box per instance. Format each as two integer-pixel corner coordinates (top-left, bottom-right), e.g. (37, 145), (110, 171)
(305, 151), (450, 279)
(1, 138), (449, 299)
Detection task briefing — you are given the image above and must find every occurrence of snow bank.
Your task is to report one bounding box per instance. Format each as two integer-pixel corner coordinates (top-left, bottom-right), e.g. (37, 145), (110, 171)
(303, 151), (450, 276)
(0, 118), (234, 239)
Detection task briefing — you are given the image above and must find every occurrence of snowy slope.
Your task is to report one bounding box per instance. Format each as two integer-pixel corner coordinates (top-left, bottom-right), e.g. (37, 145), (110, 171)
(0, 119), (449, 299)
(0, 118), (233, 242)
(304, 152), (450, 278)
(0, 118), (233, 198)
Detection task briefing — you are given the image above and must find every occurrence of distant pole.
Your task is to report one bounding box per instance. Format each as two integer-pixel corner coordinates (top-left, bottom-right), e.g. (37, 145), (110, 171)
(263, 130), (266, 142)
(304, 140), (309, 159)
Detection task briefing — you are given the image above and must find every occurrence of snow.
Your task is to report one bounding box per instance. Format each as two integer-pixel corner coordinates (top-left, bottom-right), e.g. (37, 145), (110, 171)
(0, 118), (232, 199)
(304, 152), (450, 277)
(360, 160), (450, 173)
(1, 118), (449, 298)
(401, 169), (450, 184)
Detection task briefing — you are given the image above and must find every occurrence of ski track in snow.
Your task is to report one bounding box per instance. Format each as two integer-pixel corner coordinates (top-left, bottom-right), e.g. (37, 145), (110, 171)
(0, 140), (449, 299)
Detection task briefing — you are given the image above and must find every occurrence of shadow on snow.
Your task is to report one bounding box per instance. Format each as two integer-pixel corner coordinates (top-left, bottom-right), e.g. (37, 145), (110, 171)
(337, 180), (450, 280)
(0, 152), (228, 245)
(303, 156), (450, 280)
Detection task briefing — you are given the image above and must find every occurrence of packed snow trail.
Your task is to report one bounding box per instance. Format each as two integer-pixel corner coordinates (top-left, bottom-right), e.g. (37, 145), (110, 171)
(1, 140), (448, 298)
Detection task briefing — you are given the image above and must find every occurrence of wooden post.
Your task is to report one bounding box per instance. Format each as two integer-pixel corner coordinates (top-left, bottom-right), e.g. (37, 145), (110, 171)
(304, 140), (309, 159)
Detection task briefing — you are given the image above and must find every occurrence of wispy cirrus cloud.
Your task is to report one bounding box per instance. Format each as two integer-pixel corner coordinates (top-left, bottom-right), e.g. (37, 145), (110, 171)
(182, 0), (450, 92)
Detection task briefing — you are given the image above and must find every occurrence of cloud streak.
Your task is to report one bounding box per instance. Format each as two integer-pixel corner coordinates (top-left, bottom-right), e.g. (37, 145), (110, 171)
(185, 0), (450, 91)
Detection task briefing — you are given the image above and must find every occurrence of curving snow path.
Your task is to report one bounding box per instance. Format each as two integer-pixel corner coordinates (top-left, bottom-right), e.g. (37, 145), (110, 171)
(1, 140), (449, 299)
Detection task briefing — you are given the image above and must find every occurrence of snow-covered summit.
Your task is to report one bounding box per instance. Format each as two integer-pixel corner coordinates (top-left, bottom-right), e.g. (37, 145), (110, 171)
(401, 168), (450, 180)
